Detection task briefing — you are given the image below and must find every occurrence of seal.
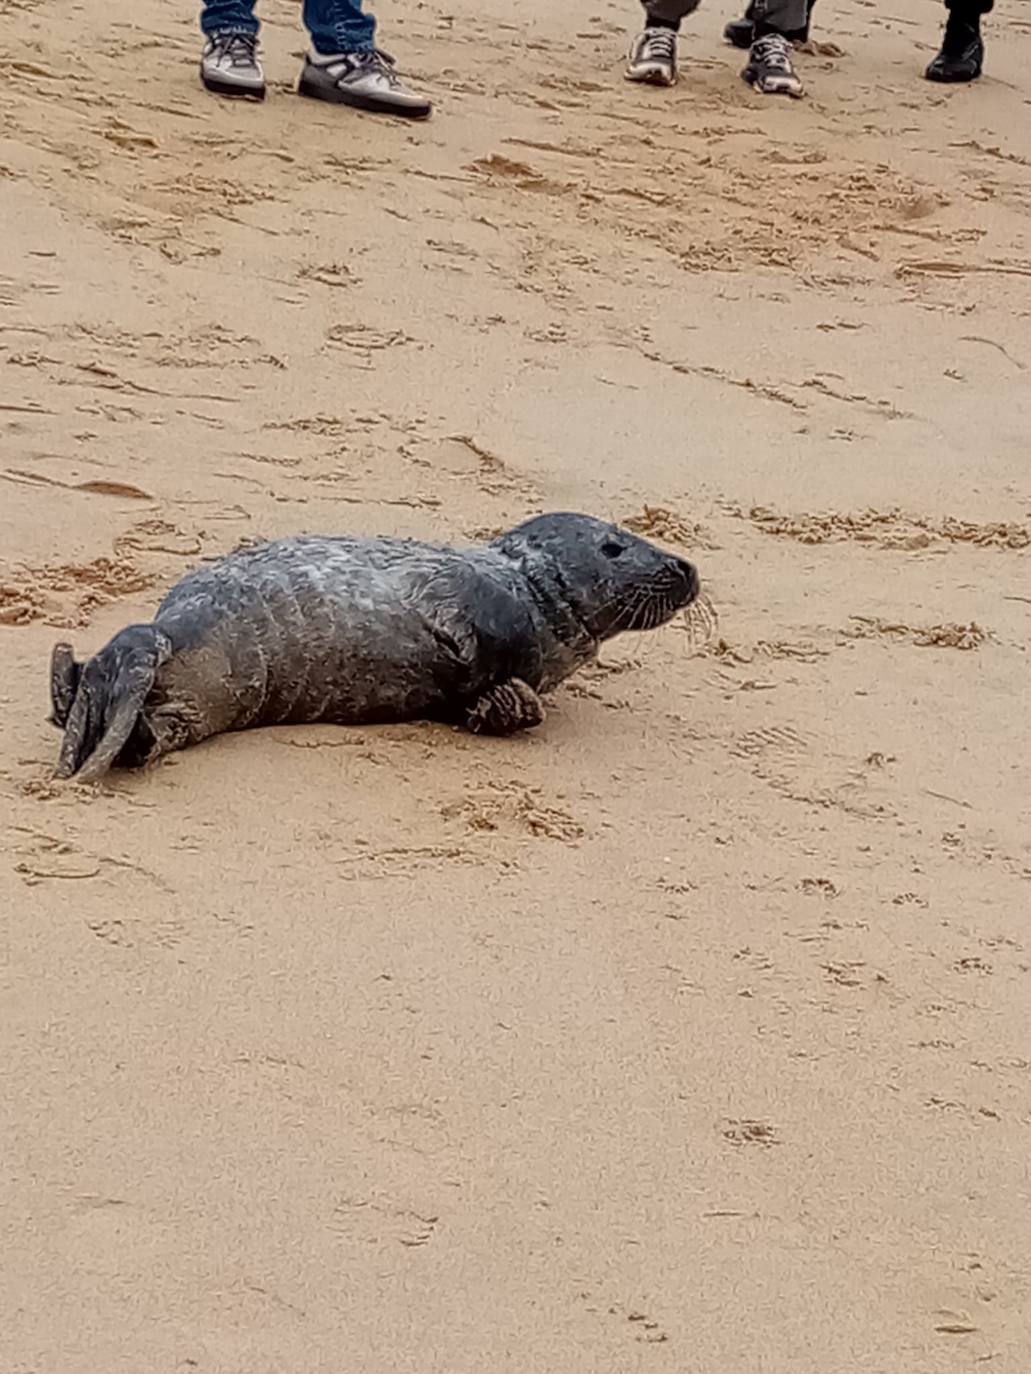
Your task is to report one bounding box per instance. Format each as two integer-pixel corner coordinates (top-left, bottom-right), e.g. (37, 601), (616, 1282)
(49, 511), (701, 782)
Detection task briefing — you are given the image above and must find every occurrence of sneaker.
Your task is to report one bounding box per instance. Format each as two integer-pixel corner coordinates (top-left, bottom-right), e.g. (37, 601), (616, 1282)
(925, 20), (983, 82)
(200, 31), (266, 100)
(743, 33), (804, 96)
(724, 12), (811, 49)
(298, 49), (432, 118)
(625, 28), (678, 87)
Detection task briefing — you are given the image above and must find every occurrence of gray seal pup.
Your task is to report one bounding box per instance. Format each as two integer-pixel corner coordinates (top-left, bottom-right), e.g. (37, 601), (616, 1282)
(49, 511), (701, 783)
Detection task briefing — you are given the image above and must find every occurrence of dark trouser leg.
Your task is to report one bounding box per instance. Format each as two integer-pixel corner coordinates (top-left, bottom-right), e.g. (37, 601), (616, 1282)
(640, 0), (701, 30)
(927, 0), (991, 80)
(751, 0), (811, 39)
(725, 0), (815, 46)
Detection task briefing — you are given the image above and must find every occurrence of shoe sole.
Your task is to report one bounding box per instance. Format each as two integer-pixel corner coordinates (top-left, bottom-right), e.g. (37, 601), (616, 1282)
(925, 65), (982, 82)
(297, 74), (431, 119)
(201, 70), (266, 100)
(624, 68), (677, 87)
(742, 69), (804, 97)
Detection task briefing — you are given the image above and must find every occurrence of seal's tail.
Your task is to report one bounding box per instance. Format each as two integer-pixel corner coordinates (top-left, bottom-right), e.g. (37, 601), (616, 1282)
(50, 625), (168, 783)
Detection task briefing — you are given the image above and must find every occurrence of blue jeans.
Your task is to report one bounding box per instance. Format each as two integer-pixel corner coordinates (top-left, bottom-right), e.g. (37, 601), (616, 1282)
(200, 0), (375, 54)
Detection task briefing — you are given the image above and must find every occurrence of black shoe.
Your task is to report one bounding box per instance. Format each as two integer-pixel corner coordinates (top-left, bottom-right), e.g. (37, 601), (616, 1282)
(724, 4), (811, 49)
(724, 15), (753, 49)
(925, 20), (983, 82)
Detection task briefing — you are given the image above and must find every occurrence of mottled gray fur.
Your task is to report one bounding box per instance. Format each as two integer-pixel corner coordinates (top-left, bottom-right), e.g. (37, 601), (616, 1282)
(49, 512), (700, 782)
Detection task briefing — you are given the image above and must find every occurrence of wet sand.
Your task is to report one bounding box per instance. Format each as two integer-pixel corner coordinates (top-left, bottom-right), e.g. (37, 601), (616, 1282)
(2, 1), (1030, 1370)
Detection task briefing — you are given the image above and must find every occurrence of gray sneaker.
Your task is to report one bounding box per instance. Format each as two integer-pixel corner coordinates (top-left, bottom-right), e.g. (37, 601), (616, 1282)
(625, 28), (678, 86)
(200, 31), (266, 100)
(743, 33), (804, 96)
(298, 49), (432, 119)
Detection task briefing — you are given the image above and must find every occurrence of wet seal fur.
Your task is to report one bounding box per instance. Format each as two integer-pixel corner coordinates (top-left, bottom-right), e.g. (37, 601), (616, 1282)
(49, 512), (701, 782)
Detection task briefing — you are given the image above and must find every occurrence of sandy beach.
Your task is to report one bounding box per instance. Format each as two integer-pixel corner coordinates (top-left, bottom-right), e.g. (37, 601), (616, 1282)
(2, 1), (1030, 1369)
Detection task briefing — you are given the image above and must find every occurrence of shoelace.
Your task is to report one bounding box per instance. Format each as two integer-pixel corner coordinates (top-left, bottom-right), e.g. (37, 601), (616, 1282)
(214, 32), (258, 68)
(640, 29), (676, 63)
(752, 34), (792, 72)
(350, 49), (401, 86)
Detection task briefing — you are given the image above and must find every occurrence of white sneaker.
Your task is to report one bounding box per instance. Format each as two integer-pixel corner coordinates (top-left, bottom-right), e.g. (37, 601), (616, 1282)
(626, 27), (678, 86)
(298, 49), (432, 119)
(200, 31), (266, 100)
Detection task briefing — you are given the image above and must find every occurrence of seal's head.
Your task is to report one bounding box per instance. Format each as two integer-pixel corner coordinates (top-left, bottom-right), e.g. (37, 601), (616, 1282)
(496, 512), (700, 640)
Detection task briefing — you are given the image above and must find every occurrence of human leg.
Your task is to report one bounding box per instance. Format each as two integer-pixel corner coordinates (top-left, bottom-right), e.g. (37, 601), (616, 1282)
(199, 0), (265, 99)
(626, 1), (700, 85)
(750, 0), (810, 39)
(639, 0), (701, 24)
(743, 0), (808, 94)
(297, 0), (432, 117)
(926, 0), (994, 81)
(200, 0), (259, 38)
(724, 0), (815, 48)
(301, 0), (375, 55)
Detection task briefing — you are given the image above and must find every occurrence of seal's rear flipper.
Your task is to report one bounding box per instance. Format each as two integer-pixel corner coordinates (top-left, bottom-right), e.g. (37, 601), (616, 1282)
(54, 625), (170, 783)
(49, 643), (82, 729)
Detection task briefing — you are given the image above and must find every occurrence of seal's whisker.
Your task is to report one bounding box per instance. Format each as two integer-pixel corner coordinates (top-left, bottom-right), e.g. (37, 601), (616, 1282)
(689, 609), (715, 639)
(638, 597), (666, 632)
(680, 589), (719, 653)
(600, 597), (627, 634)
(634, 591), (661, 632)
(609, 589), (647, 635)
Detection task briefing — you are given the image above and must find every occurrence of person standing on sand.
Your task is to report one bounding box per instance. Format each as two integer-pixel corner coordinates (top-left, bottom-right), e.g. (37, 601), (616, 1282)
(722, 0), (994, 83)
(627, 0), (809, 97)
(199, 0), (432, 119)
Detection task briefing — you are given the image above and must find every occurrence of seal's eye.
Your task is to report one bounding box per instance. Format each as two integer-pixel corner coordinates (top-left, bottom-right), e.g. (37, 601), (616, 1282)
(601, 541), (625, 560)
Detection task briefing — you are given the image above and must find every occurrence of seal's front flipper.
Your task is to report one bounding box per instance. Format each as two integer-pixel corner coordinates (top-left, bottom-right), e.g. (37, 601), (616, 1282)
(465, 678), (544, 736)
